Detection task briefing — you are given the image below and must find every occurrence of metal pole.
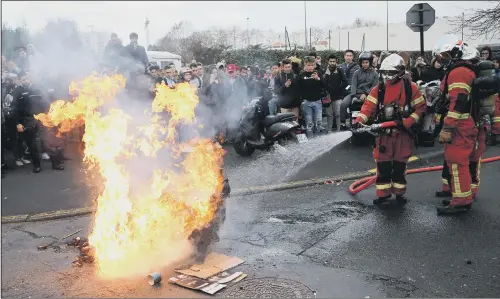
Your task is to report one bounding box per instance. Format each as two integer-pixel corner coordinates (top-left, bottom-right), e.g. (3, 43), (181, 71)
(338, 27), (341, 51)
(461, 12), (464, 40)
(419, 3), (424, 56)
(310, 27), (312, 50)
(246, 17), (249, 48)
(285, 27), (287, 51)
(304, 0), (308, 50)
(386, 0), (389, 51)
(328, 30), (331, 51)
(233, 26), (236, 49)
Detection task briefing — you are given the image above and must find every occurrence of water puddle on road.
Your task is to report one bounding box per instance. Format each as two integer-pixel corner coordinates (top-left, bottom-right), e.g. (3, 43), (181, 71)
(267, 201), (368, 224)
(227, 131), (352, 189)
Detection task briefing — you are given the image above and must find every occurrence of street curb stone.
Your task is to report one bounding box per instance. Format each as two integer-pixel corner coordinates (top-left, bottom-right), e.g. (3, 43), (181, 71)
(1, 149), (445, 224)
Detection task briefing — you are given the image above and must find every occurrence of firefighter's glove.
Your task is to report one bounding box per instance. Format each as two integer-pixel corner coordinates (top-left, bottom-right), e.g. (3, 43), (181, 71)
(438, 129), (453, 144)
(352, 119), (363, 130)
(402, 118), (414, 130)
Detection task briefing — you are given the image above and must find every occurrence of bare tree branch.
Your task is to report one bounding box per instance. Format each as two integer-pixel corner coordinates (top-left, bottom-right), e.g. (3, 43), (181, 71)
(448, 1), (500, 41)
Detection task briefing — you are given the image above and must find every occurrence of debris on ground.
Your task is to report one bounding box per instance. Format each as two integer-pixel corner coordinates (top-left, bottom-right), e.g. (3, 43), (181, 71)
(37, 228), (83, 251)
(66, 236), (94, 267)
(148, 273), (162, 286)
(175, 253), (244, 279)
(168, 253), (246, 295)
(169, 270), (247, 295)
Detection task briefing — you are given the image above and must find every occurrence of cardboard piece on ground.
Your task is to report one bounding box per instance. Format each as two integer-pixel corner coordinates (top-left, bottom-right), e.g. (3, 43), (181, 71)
(175, 253), (244, 279)
(168, 274), (227, 295)
(208, 271), (243, 284)
(231, 273), (247, 283)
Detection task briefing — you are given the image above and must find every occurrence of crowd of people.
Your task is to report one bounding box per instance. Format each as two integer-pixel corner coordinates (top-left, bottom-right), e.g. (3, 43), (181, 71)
(2, 30), (500, 181)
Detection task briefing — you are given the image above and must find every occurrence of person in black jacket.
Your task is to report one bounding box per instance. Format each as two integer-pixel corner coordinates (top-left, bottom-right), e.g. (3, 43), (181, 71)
(410, 56), (427, 83)
(420, 57), (445, 83)
(123, 32), (149, 75)
(323, 55), (348, 132)
(104, 33), (125, 70)
(275, 59), (301, 118)
(297, 56), (327, 137)
(11, 72), (65, 173)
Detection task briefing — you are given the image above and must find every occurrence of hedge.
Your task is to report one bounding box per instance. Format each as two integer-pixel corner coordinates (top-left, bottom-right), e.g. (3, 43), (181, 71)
(211, 49), (435, 67)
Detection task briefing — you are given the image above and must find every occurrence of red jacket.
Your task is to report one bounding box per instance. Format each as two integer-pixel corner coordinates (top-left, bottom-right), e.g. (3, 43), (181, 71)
(440, 64), (476, 130)
(356, 79), (426, 130)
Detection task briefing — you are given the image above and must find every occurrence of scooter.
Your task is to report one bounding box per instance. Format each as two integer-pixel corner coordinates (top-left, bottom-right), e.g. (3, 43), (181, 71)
(417, 80), (441, 147)
(345, 95), (375, 145)
(233, 97), (306, 157)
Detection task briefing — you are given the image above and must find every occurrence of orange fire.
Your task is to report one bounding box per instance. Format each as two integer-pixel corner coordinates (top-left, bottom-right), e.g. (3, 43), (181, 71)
(35, 75), (226, 279)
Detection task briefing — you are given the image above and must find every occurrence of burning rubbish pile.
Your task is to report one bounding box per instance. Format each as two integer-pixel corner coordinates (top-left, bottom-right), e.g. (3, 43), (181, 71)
(67, 236), (94, 267)
(35, 73), (230, 279)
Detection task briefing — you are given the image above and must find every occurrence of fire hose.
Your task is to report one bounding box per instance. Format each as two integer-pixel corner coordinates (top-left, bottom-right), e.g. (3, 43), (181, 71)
(348, 121), (500, 195)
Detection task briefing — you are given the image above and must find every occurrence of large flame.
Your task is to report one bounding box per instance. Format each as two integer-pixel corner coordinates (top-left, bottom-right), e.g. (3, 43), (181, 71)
(35, 73), (225, 279)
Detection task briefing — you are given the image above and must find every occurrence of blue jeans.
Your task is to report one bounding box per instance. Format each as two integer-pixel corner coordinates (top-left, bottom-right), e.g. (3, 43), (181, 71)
(302, 100), (323, 137)
(268, 97), (279, 115)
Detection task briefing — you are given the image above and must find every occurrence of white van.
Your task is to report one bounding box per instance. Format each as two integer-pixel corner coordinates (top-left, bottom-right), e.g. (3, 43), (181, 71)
(146, 51), (182, 71)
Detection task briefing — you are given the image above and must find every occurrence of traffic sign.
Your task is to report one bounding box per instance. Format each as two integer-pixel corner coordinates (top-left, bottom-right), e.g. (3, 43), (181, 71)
(406, 3), (435, 32)
(406, 3), (436, 55)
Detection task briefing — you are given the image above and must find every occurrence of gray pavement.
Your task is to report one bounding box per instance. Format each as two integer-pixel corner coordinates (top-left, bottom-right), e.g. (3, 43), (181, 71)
(2, 159), (499, 298)
(2, 132), (353, 216)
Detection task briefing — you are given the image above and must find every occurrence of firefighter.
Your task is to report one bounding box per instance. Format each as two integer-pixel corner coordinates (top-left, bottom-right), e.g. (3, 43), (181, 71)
(436, 121), (487, 202)
(353, 54), (426, 205)
(491, 95), (500, 145)
(432, 37), (484, 215)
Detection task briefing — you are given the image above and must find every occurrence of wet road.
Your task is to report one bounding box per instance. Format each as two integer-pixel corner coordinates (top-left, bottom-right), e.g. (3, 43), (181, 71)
(2, 156), (499, 298)
(2, 131), (448, 216)
(2, 132), (352, 216)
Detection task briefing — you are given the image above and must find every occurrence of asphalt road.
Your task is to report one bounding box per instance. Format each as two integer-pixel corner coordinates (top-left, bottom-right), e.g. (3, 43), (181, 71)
(0, 134), (497, 217)
(2, 131), (351, 216)
(2, 157), (499, 298)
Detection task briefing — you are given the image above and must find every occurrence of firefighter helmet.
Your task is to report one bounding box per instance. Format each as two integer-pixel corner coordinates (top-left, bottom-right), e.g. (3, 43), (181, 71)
(432, 34), (479, 62)
(379, 53), (406, 83)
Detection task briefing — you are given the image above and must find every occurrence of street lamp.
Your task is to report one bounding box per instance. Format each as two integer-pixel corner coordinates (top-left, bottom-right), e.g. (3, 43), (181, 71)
(386, 0), (389, 51)
(304, 0), (308, 50)
(246, 17), (250, 48)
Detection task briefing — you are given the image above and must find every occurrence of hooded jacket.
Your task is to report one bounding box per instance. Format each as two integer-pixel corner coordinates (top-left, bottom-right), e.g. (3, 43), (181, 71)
(339, 62), (360, 86)
(351, 67), (378, 96)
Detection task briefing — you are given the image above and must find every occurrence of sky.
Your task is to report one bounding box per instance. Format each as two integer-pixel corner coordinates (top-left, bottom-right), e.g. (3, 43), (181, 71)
(1, 1), (492, 45)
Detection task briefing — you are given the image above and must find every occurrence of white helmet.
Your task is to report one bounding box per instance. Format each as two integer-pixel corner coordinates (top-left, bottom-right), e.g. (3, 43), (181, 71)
(432, 34), (479, 62)
(379, 53), (406, 83)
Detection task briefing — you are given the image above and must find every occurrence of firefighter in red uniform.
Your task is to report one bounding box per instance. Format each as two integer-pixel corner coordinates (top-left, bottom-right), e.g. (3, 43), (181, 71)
(353, 54), (426, 205)
(491, 95), (500, 145)
(432, 37), (484, 215)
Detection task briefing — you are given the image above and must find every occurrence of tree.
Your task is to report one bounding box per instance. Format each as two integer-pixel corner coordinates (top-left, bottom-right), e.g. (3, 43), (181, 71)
(342, 18), (381, 29)
(289, 31), (302, 48)
(32, 19), (83, 52)
(449, 1), (500, 40)
(310, 27), (325, 45)
(1, 23), (31, 59)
